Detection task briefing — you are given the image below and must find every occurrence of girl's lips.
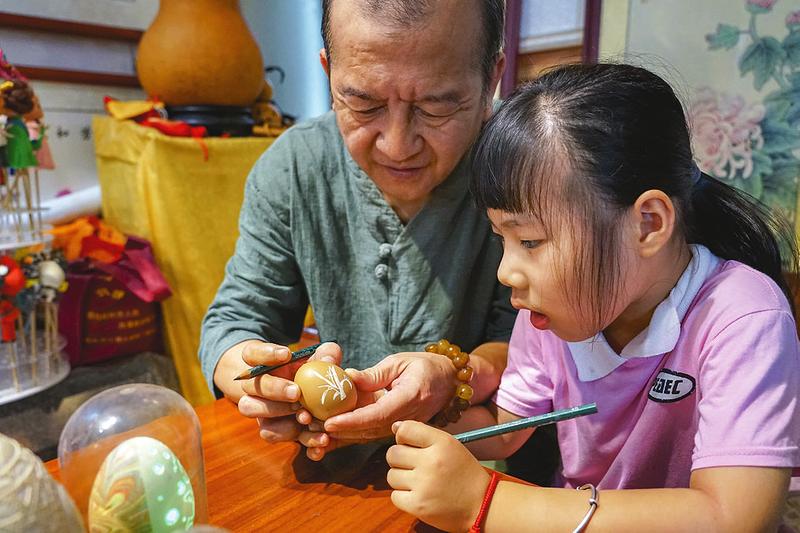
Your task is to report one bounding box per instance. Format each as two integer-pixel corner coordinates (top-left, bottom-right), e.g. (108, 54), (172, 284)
(529, 311), (550, 330)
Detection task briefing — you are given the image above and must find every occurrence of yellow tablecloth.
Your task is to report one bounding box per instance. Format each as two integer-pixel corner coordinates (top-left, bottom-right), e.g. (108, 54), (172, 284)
(92, 116), (277, 405)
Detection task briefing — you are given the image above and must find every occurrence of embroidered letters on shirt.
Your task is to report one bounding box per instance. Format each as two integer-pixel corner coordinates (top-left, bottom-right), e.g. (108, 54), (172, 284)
(648, 369), (696, 403)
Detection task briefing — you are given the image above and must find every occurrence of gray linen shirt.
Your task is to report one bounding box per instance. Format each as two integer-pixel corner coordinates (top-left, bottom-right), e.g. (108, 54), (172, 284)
(199, 111), (516, 393)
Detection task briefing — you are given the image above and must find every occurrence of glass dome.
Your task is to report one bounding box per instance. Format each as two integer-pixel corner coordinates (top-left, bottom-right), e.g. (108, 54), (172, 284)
(58, 383), (207, 531)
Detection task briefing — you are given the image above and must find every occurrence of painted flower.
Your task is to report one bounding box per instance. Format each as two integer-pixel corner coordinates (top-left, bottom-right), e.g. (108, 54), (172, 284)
(311, 366), (353, 405)
(688, 87), (765, 180)
(787, 10), (800, 29)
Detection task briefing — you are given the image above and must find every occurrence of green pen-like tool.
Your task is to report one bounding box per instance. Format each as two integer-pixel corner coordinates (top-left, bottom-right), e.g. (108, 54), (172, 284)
(234, 341), (333, 381)
(453, 403), (598, 443)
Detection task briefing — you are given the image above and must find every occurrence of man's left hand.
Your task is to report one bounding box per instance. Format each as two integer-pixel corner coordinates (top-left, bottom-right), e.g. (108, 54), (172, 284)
(321, 351), (455, 440)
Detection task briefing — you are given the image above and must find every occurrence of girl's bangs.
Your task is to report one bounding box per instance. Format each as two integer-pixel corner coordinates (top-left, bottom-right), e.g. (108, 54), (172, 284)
(471, 99), (570, 228)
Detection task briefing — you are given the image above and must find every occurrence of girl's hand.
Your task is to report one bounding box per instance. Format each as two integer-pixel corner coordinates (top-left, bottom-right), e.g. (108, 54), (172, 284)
(386, 420), (491, 532)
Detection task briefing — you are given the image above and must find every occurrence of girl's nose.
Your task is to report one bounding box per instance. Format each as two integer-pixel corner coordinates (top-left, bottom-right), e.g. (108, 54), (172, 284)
(496, 251), (527, 290)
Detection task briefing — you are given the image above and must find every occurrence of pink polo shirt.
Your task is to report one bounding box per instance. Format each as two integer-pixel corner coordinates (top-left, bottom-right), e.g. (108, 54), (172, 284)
(494, 257), (800, 489)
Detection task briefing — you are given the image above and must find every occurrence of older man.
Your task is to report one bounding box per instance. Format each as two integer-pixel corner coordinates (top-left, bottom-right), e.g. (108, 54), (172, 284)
(200, 0), (515, 460)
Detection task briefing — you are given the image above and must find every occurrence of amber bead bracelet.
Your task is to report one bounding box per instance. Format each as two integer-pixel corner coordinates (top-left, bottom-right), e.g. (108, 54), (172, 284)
(425, 339), (475, 427)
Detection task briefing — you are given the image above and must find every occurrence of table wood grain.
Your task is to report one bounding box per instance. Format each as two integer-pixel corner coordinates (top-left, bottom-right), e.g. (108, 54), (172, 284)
(47, 398), (444, 532)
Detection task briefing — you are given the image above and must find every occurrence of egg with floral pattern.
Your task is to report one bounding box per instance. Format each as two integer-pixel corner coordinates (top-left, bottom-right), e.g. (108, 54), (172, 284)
(294, 361), (358, 421)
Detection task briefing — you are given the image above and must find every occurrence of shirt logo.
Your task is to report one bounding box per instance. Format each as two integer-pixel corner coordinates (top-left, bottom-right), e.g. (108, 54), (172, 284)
(648, 369), (696, 403)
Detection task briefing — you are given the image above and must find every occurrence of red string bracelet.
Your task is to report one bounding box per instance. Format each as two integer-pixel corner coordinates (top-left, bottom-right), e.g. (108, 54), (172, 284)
(469, 471), (500, 533)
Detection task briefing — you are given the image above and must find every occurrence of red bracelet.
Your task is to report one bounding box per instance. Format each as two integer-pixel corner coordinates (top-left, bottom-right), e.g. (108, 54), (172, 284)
(469, 471), (500, 533)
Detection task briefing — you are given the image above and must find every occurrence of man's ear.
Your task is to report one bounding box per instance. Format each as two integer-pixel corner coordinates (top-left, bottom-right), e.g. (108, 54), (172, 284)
(320, 48), (330, 78)
(631, 189), (677, 259)
(484, 52), (506, 119)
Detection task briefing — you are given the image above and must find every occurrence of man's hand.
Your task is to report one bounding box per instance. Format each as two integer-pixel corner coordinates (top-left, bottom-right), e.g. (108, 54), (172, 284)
(321, 352), (456, 440)
(234, 341), (343, 454)
(297, 387), (388, 460)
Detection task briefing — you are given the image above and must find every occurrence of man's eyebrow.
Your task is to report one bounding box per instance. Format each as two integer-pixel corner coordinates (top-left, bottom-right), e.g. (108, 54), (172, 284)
(339, 87), (377, 100)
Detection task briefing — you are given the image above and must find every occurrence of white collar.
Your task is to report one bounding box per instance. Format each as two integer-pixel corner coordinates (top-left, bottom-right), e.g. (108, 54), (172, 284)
(567, 244), (721, 382)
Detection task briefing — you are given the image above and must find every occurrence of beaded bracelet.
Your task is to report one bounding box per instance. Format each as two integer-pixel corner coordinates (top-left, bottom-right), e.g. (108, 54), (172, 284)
(424, 339), (474, 427)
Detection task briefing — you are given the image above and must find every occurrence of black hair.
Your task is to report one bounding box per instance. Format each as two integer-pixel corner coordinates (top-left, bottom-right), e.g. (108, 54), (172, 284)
(321, 0), (505, 89)
(471, 63), (797, 325)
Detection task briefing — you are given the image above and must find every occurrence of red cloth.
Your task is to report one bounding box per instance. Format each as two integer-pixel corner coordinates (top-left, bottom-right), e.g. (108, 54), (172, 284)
(58, 236), (172, 365)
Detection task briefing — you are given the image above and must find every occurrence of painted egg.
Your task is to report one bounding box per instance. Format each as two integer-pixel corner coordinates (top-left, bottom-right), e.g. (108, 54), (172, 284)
(294, 361), (358, 421)
(88, 436), (195, 532)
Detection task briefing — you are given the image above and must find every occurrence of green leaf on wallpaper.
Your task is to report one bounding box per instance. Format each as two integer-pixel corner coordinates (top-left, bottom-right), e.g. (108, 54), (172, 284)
(761, 116), (800, 153)
(765, 84), (800, 126)
(751, 150), (774, 182)
(789, 107), (800, 127)
(761, 161), (799, 219)
(732, 172), (764, 199)
(769, 157), (800, 184)
(739, 37), (787, 90)
(784, 31), (800, 67)
(706, 24), (741, 50)
(765, 97), (791, 118)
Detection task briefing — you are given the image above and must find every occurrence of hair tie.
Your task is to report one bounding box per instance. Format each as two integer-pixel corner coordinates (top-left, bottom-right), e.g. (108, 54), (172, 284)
(690, 163), (703, 187)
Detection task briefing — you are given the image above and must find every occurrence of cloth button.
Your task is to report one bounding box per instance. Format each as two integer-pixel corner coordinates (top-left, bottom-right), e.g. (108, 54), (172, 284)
(374, 264), (389, 280)
(378, 243), (393, 259)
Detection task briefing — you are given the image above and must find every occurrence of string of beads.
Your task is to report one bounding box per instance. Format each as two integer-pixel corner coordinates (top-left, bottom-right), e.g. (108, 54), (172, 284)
(425, 339), (474, 427)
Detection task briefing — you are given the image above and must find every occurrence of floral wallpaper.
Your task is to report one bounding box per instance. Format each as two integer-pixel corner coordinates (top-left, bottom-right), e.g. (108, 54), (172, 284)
(697, 0), (800, 225)
(621, 0), (800, 231)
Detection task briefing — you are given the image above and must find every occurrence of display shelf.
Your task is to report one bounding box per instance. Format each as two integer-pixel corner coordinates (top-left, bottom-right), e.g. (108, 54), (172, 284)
(1, 166), (67, 405)
(0, 339), (69, 405)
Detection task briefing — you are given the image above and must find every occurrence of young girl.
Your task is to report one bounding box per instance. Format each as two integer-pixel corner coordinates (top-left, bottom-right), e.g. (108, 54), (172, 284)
(385, 64), (800, 532)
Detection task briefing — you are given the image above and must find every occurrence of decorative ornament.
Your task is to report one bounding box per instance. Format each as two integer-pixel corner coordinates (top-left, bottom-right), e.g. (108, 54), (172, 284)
(4, 116), (37, 169)
(293, 361), (358, 421)
(0, 256), (25, 296)
(89, 436), (195, 532)
(59, 384), (208, 525)
(0, 433), (85, 532)
(136, 0), (264, 106)
(38, 260), (66, 302)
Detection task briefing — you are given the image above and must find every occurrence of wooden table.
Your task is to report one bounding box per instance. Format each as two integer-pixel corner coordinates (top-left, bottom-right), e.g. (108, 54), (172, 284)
(47, 399), (445, 532)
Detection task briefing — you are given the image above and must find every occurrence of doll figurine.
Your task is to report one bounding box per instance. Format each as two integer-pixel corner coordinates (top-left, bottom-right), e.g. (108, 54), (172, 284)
(1, 81), (38, 169)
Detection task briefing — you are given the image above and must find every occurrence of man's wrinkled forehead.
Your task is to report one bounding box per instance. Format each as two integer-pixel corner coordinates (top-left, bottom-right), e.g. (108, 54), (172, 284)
(326, 0), (481, 61)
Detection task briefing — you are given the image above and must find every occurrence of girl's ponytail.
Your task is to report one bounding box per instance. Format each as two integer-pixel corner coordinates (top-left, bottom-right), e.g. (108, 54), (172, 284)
(687, 171), (798, 315)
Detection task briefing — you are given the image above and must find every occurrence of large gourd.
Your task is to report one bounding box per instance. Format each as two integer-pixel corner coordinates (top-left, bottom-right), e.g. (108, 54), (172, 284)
(136, 0), (264, 106)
